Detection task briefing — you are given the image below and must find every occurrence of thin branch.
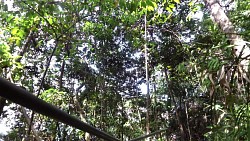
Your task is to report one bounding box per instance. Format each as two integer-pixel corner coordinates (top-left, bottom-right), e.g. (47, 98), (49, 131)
(28, 40), (59, 135)
(144, 12), (151, 136)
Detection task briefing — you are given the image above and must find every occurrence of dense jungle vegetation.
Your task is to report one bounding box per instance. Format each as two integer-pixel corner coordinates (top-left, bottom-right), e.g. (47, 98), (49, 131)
(1, 0), (250, 140)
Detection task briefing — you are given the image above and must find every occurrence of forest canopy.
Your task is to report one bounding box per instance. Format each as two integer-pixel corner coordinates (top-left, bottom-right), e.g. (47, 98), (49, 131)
(1, 0), (250, 140)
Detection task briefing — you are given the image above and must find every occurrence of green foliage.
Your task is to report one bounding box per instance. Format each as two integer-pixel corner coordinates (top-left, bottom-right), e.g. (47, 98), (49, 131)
(0, 43), (12, 68)
(205, 103), (250, 140)
(0, 41), (22, 77)
(40, 88), (68, 108)
(1, 0), (250, 140)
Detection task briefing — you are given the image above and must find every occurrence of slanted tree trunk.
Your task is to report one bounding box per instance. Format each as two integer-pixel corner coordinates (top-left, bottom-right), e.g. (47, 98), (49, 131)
(205, 0), (250, 96)
(205, 0), (250, 65)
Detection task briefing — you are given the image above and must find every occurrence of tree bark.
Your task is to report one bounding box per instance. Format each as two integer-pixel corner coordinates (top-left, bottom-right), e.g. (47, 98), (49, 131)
(205, 0), (250, 63)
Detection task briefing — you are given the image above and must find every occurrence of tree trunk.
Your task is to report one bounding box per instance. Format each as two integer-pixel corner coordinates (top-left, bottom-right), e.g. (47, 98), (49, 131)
(205, 0), (250, 64)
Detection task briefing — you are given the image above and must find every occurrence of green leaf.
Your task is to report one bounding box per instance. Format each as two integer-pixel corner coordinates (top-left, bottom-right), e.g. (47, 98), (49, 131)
(147, 6), (154, 11)
(153, 2), (158, 8)
(119, 0), (126, 8)
(17, 29), (25, 38)
(11, 27), (19, 35)
(169, 3), (175, 9)
(173, 0), (180, 4)
(7, 15), (14, 22)
(174, 0), (180, 4)
(166, 7), (172, 12)
(146, 0), (157, 8)
(188, 1), (193, 6)
(141, 1), (146, 8)
(16, 39), (21, 46)
(48, 17), (53, 25)
(208, 58), (220, 71)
